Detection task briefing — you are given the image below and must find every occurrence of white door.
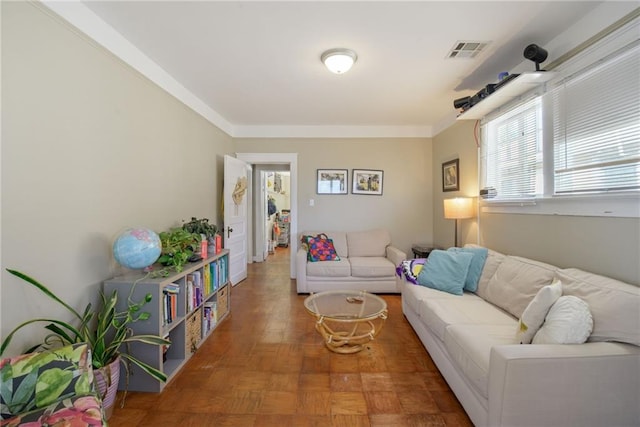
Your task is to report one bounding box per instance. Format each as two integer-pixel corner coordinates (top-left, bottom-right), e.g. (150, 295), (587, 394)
(224, 155), (249, 286)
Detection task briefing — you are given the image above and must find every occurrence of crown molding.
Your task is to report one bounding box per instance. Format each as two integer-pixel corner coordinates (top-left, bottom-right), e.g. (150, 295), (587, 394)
(39, 1), (433, 139)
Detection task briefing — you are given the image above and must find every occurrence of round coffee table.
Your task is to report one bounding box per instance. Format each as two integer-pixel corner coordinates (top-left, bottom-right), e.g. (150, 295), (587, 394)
(303, 290), (388, 354)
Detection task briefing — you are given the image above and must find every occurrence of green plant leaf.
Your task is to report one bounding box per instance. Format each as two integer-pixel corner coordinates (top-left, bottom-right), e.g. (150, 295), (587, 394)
(119, 353), (167, 383)
(1, 319), (82, 356)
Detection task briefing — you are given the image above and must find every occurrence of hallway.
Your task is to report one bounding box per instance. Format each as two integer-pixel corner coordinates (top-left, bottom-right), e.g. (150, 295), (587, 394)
(110, 247), (472, 426)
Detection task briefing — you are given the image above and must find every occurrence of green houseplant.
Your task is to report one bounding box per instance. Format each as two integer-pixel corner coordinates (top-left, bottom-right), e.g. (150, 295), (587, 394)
(182, 217), (219, 256)
(158, 227), (201, 272)
(0, 269), (170, 415)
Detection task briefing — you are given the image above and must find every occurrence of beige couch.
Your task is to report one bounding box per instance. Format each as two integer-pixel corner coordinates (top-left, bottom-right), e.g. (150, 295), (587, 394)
(401, 245), (640, 427)
(296, 229), (406, 294)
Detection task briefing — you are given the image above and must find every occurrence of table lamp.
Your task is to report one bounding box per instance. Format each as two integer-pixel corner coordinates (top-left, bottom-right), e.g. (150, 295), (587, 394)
(444, 198), (474, 247)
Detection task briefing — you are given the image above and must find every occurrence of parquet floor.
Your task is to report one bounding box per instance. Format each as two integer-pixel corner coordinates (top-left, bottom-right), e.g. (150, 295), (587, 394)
(109, 247), (472, 426)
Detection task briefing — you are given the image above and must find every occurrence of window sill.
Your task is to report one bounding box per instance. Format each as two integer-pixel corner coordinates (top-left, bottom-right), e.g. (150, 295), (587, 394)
(480, 193), (640, 218)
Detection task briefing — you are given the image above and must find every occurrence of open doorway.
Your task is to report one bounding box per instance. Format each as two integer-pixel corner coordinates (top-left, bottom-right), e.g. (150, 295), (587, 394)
(236, 153), (298, 279)
(260, 169), (291, 261)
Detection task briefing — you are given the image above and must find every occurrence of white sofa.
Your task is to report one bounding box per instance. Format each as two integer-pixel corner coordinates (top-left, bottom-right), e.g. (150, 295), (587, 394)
(401, 246), (640, 427)
(296, 229), (406, 294)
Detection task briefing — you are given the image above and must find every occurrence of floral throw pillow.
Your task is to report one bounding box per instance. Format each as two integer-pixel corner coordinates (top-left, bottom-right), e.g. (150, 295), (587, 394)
(305, 233), (340, 262)
(0, 343), (94, 419)
(396, 258), (427, 284)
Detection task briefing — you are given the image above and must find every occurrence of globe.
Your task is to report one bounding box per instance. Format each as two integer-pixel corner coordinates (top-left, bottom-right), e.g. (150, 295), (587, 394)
(113, 228), (162, 270)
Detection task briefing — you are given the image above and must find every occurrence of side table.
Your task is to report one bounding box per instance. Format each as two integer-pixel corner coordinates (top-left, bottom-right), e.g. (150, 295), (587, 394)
(411, 245), (434, 259)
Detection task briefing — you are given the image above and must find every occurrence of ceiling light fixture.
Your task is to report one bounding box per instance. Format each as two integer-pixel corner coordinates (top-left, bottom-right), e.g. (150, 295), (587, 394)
(321, 48), (357, 74)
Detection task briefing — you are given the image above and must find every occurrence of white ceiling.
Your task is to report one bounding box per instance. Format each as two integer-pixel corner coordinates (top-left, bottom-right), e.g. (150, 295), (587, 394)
(65, 1), (602, 137)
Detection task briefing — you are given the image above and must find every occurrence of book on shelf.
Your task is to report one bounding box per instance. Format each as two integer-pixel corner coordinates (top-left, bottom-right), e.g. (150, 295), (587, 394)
(162, 283), (180, 325)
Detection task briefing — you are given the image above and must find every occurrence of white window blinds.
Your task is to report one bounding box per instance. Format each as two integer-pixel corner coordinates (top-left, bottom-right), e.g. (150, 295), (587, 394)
(481, 98), (542, 199)
(552, 42), (640, 194)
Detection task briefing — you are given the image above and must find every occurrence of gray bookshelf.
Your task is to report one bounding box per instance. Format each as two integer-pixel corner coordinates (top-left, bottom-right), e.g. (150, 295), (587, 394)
(103, 249), (230, 392)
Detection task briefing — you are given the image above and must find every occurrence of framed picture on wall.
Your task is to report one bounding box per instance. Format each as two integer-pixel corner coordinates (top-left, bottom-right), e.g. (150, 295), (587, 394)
(352, 169), (383, 195)
(442, 159), (459, 192)
(317, 169), (348, 194)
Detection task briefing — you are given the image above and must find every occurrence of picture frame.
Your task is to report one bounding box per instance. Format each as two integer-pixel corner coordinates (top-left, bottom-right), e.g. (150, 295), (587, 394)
(317, 169), (348, 194)
(442, 159), (459, 192)
(352, 169), (384, 195)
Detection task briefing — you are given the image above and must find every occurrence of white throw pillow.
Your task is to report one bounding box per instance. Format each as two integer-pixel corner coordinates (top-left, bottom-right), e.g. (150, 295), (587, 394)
(532, 296), (593, 344)
(517, 278), (563, 344)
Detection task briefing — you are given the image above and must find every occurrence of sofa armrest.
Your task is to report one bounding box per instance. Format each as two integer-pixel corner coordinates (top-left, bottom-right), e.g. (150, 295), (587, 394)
(488, 342), (640, 427)
(386, 246), (406, 266)
(296, 248), (309, 293)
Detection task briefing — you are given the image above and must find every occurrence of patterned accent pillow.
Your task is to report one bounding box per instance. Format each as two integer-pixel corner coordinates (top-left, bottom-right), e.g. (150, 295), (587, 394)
(305, 233), (340, 262)
(0, 343), (94, 420)
(396, 258), (427, 284)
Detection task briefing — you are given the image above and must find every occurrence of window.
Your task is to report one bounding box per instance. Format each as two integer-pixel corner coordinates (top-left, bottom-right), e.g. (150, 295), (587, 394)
(552, 43), (640, 194)
(480, 38), (640, 215)
(481, 98), (542, 199)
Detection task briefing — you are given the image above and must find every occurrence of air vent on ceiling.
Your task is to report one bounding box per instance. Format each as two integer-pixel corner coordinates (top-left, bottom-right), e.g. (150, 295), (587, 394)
(447, 41), (490, 59)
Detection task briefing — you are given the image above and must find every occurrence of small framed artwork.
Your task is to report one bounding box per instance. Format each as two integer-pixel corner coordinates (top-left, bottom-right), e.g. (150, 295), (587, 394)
(352, 169), (384, 195)
(317, 169), (348, 194)
(442, 159), (459, 192)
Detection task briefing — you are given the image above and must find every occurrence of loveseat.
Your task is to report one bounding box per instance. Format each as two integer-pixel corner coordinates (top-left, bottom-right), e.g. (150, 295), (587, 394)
(0, 343), (106, 426)
(296, 229), (406, 294)
(400, 245), (640, 427)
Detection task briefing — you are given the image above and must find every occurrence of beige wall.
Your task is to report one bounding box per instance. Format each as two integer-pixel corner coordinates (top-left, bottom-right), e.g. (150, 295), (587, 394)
(1, 2), (233, 354)
(236, 138), (433, 256)
(432, 121), (479, 248)
(433, 123), (640, 285)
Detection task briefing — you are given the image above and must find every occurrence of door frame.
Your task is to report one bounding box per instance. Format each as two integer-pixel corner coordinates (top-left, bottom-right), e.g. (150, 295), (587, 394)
(236, 152), (298, 279)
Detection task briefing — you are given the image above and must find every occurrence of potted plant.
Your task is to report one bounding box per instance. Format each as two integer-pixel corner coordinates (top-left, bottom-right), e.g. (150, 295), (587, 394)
(182, 217), (218, 254)
(157, 227), (201, 272)
(0, 269), (170, 419)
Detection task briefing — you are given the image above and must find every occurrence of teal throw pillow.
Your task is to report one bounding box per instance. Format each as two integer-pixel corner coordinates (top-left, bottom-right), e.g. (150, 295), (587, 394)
(447, 247), (488, 292)
(416, 250), (474, 295)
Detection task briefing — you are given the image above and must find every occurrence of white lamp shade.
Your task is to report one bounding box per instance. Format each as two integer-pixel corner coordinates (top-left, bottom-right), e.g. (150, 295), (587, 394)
(444, 198), (474, 219)
(321, 49), (357, 74)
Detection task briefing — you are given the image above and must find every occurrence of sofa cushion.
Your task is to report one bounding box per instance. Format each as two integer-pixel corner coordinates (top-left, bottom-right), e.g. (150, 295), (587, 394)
(417, 250), (473, 296)
(419, 298), (516, 342)
(474, 247), (506, 300)
(306, 258), (351, 277)
(532, 296), (593, 344)
(517, 278), (563, 344)
(448, 247), (488, 292)
(483, 256), (557, 319)
(557, 268), (640, 346)
(444, 324), (518, 399)
(401, 281), (478, 318)
(347, 229), (390, 257)
(350, 257), (395, 277)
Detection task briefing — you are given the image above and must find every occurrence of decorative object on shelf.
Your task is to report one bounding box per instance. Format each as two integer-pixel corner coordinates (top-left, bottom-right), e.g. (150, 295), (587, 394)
(352, 169), (383, 195)
(158, 227), (201, 273)
(321, 48), (357, 74)
(317, 169), (348, 194)
(232, 176), (247, 205)
(443, 197), (474, 247)
(442, 159), (460, 192)
(182, 217), (218, 254)
(113, 227), (161, 270)
(0, 269), (170, 418)
(523, 43), (548, 71)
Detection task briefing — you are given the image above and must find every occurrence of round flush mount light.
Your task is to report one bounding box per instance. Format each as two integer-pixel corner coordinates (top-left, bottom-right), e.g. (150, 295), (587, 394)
(321, 48), (357, 74)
